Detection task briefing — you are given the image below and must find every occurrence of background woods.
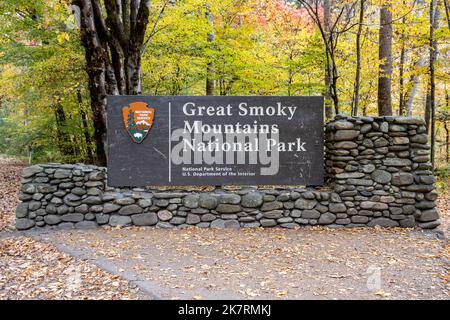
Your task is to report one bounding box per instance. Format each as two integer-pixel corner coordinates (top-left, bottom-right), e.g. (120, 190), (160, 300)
(0, 0), (449, 168)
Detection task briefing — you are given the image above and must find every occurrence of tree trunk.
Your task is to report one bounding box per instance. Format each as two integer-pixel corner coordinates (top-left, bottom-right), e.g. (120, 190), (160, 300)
(288, 60), (293, 96)
(377, 4), (393, 116)
(444, 121), (449, 164)
(425, 82), (431, 131)
(206, 2), (215, 96)
(429, 0), (438, 168)
(125, 48), (143, 95)
(73, 0), (112, 165)
(444, 0), (450, 28)
(323, 0), (333, 120)
(329, 49), (339, 115)
(54, 103), (75, 157)
(404, 57), (426, 115)
(298, 0), (343, 118)
(425, 2), (440, 133)
(399, 43), (405, 115)
(72, 0), (151, 165)
(446, 90), (450, 164)
(352, 0), (365, 116)
(77, 89), (94, 163)
(398, 6), (406, 116)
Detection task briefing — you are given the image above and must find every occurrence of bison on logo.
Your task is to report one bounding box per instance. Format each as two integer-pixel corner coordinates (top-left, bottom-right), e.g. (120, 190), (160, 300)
(122, 102), (155, 143)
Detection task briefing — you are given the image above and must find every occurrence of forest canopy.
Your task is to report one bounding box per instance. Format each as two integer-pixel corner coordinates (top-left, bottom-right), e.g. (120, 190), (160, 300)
(0, 0), (449, 167)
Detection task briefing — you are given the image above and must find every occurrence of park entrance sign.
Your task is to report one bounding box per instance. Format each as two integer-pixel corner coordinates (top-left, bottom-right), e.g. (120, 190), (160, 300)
(107, 96), (324, 187)
(16, 115), (440, 230)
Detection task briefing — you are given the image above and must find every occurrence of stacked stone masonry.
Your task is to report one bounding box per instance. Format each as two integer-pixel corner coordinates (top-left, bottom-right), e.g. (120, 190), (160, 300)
(16, 116), (440, 230)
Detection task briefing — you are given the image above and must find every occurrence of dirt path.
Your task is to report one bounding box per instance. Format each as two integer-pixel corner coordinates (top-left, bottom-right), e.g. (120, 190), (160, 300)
(28, 226), (449, 300)
(0, 156), (448, 300)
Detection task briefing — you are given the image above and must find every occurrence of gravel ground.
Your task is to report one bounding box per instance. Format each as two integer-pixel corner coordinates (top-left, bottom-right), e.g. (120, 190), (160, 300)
(0, 156), (449, 300)
(30, 225), (449, 300)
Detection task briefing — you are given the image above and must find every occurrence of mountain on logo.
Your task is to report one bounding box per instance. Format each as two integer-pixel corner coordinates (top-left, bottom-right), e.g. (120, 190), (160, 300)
(136, 120), (151, 126)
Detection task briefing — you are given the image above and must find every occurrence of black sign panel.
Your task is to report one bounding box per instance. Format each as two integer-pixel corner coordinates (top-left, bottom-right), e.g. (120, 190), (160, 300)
(107, 96), (324, 187)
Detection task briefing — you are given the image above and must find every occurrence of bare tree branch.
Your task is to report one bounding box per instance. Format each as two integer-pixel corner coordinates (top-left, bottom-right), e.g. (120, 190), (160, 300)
(141, 0), (170, 54)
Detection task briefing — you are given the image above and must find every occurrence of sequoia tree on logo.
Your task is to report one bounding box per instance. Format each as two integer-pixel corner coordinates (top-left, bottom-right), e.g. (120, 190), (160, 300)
(122, 102), (155, 143)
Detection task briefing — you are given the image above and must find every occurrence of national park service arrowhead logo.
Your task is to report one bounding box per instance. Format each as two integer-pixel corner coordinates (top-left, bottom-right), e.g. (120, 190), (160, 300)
(122, 102), (155, 143)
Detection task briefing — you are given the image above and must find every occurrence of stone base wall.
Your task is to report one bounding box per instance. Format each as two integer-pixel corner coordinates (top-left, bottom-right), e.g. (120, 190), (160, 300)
(15, 116), (440, 230)
(325, 115), (439, 229)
